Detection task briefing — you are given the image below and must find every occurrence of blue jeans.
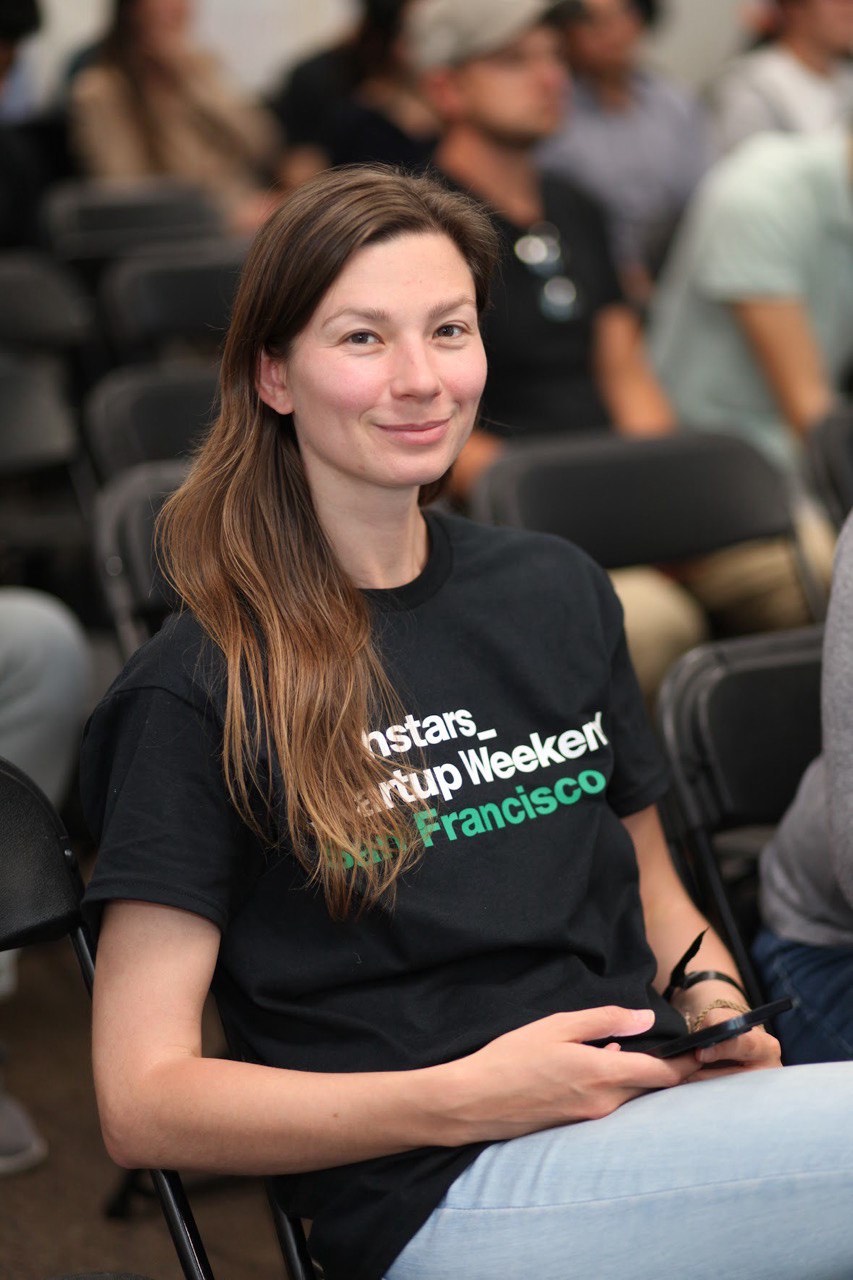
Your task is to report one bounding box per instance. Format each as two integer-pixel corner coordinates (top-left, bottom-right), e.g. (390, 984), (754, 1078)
(385, 1064), (853, 1280)
(752, 926), (853, 1065)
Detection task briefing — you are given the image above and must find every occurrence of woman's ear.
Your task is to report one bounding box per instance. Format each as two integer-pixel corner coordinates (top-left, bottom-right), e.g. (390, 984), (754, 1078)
(256, 350), (294, 415)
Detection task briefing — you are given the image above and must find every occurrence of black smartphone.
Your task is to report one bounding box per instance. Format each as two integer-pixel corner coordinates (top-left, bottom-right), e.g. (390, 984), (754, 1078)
(649, 996), (794, 1059)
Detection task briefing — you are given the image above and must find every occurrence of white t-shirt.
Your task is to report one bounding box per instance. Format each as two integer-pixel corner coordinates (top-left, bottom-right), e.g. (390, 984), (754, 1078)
(712, 45), (853, 155)
(648, 131), (853, 476)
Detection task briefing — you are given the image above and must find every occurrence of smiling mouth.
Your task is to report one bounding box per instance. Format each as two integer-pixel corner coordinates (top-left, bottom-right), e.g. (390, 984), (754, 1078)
(376, 418), (450, 433)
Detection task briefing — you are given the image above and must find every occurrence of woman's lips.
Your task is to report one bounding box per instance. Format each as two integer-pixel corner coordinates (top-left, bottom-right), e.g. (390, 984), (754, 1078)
(375, 417), (451, 441)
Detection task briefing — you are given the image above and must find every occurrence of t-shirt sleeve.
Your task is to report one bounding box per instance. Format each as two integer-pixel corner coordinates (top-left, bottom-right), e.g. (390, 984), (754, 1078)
(593, 567), (670, 816)
(692, 159), (809, 300)
(80, 685), (262, 934)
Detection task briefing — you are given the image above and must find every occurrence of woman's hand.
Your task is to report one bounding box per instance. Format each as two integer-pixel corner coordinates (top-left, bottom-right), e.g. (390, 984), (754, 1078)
(684, 1007), (783, 1079)
(440, 1006), (697, 1145)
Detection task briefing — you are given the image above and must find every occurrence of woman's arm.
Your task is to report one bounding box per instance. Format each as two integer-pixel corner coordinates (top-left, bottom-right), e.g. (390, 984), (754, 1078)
(625, 804), (781, 1071)
(93, 899), (694, 1175)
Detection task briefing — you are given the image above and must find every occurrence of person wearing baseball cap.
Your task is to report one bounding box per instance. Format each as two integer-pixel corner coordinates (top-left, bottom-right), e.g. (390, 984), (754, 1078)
(405, 0), (705, 705)
(405, 0), (675, 501)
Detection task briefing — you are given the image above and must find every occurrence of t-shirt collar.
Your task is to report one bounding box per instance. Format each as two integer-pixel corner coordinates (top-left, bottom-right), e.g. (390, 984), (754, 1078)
(362, 508), (452, 611)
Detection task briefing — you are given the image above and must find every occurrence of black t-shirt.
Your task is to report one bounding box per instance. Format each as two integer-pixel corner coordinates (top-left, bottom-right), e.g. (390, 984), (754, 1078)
(441, 172), (624, 439)
(268, 45), (356, 151)
(80, 511), (682, 1280)
(328, 100), (436, 171)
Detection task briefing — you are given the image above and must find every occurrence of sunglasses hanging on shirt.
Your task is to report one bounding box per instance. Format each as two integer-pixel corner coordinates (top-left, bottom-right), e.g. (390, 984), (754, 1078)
(513, 222), (584, 323)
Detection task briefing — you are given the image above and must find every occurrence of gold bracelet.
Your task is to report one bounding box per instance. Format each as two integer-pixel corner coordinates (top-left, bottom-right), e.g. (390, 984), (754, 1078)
(687, 999), (750, 1034)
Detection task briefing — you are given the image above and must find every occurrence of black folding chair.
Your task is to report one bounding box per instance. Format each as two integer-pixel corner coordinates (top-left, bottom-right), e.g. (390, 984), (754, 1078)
(85, 362), (220, 481)
(0, 251), (93, 356)
(92, 459), (188, 659)
(805, 406), (853, 530)
(470, 431), (827, 623)
(0, 352), (92, 566)
(656, 625), (824, 1006)
(99, 239), (246, 364)
(0, 755), (319, 1280)
(41, 179), (225, 283)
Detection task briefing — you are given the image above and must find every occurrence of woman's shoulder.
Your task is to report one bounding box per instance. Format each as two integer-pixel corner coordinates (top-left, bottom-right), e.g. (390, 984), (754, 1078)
(99, 611), (226, 715)
(436, 509), (610, 594)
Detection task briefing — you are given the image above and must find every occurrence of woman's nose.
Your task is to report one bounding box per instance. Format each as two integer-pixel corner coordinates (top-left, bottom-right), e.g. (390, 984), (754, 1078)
(390, 340), (442, 398)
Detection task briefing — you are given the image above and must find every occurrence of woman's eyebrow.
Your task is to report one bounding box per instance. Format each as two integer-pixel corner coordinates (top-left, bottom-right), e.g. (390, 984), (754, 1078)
(321, 295), (477, 330)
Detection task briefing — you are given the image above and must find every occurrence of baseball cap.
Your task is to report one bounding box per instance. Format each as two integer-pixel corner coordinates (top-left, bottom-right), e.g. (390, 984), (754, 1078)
(405, 0), (558, 72)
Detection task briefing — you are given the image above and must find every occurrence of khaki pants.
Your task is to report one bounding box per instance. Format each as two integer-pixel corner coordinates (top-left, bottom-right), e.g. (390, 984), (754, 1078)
(611, 506), (835, 709)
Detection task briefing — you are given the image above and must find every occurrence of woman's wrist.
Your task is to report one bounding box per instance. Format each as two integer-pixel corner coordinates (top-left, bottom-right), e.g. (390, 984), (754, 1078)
(673, 978), (752, 1025)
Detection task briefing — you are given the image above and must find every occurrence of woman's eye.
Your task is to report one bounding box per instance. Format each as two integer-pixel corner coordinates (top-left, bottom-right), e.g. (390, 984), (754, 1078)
(346, 331), (379, 346)
(435, 323), (465, 339)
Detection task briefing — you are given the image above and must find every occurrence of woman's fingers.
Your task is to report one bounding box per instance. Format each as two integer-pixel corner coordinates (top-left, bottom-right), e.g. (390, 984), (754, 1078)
(693, 1023), (783, 1073)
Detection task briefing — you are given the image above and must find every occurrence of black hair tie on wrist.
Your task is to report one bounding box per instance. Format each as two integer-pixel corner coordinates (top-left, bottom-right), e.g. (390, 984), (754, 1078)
(678, 970), (750, 1001)
(663, 929), (706, 1001)
(663, 929), (749, 1002)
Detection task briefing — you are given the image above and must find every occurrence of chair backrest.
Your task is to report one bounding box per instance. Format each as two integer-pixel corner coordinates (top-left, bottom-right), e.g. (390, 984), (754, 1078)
(0, 251), (93, 354)
(85, 362), (220, 481)
(656, 625), (824, 1001)
(0, 756), (85, 957)
(41, 179), (225, 274)
(472, 430), (797, 560)
(93, 459), (189, 658)
(99, 239), (246, 363)
(0, 354), (78, 478)
(805, 407), (853, 529)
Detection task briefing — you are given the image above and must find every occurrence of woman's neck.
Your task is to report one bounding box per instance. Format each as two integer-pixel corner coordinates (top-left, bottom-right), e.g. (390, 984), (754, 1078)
(316, 490), (429, 590)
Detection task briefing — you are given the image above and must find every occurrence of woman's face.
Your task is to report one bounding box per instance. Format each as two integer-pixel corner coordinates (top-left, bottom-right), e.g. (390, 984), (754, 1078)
(130, 0), (193, 41)
(258, 232), (487, 511)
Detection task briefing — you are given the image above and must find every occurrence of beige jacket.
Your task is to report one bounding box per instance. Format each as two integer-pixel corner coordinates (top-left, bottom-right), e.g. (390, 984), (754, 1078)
(70, 51), (282, 217)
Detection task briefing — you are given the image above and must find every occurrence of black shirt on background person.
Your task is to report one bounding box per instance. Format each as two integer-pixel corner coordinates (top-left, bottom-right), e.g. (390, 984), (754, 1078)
(440, 170), (624, 439)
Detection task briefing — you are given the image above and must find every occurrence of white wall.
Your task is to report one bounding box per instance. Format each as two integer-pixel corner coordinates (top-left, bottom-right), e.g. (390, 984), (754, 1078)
(17, 0), (749, 109)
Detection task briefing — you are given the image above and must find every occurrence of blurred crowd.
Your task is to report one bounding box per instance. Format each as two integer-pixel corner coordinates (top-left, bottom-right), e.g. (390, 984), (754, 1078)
(2, 0), (853, 1176)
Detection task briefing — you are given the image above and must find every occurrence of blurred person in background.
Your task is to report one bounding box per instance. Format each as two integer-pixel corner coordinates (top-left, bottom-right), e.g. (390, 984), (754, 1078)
(270, 0), (438, 187)
(406, 0), (711, 703)
(68, 0), (285, 234)
(648, 126), (849, 600)
(712, 0), (853, 154)
(0, 588), (92, 1175)
(754, 509), (853, 1066)
(538, 0), (710, 308)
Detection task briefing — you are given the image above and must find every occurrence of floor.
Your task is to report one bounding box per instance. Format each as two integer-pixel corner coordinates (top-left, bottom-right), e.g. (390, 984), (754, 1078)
(1, 936), (285, 1280)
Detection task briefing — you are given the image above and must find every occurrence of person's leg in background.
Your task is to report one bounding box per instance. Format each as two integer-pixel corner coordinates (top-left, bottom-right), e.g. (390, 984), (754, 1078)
(386, 1063), (853, 1280)
(0, 587), (92, 1175)
(674, 503), (836, 635)
(752, 927), (853, 1065)
(609, 566), (709, 709)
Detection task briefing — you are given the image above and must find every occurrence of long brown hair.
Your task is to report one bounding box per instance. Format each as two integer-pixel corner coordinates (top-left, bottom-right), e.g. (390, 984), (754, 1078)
(159, 166), (498, 916)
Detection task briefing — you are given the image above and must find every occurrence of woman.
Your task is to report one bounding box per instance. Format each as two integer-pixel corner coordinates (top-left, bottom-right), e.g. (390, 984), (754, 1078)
(537, 0), (710, 306)
(68, 0), (283, 233)
(80, 166), (853, 1280)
